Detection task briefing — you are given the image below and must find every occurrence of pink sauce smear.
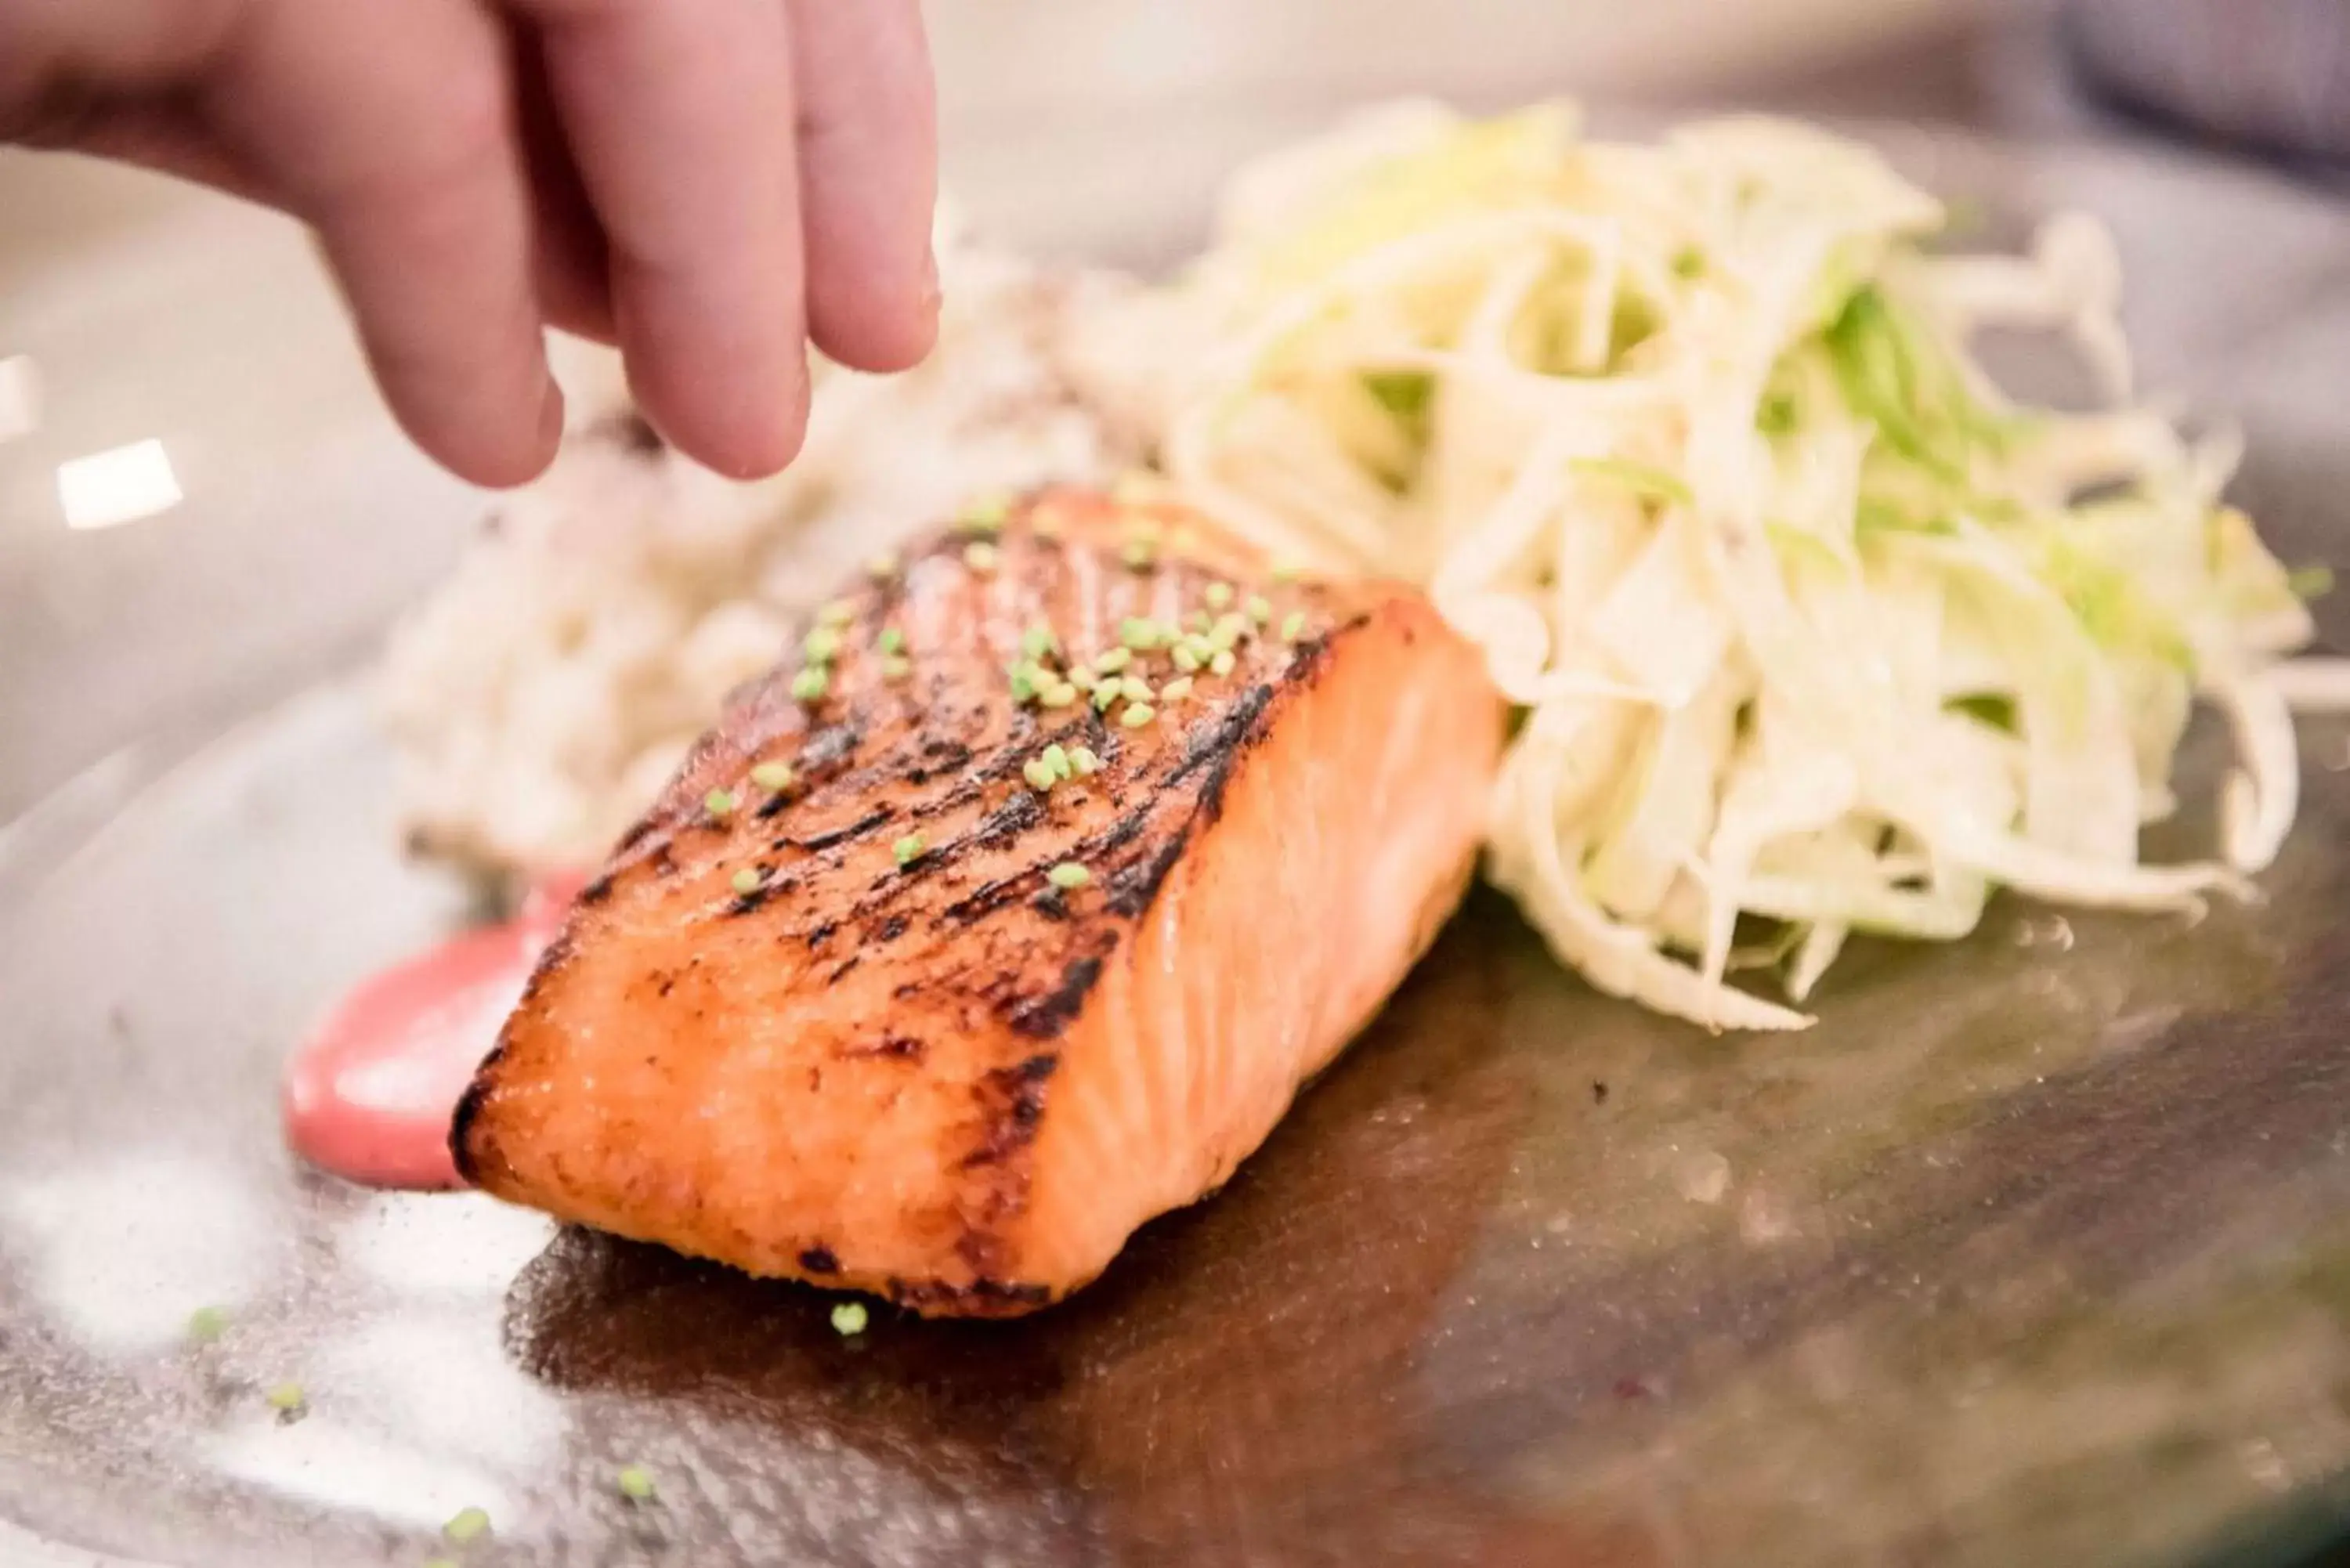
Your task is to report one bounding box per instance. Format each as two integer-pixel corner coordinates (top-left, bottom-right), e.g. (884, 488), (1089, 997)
(282, 876), (584, 1189)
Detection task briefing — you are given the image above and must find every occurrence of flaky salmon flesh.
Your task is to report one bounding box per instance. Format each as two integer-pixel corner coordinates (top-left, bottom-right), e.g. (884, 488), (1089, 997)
(455, 488), (1504, 1316)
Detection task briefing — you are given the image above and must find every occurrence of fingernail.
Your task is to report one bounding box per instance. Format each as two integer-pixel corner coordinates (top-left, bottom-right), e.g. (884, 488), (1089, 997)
(537, 375), (566, 455)
(919, 244), (942, 319)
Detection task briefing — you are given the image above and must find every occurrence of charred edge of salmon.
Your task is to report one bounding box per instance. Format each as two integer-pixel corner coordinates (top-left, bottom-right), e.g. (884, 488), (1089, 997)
(884, 1276), (1058, 1315)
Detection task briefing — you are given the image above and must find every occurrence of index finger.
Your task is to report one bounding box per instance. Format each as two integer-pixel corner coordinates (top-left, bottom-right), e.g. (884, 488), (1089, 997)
(512, 0), (805, 479)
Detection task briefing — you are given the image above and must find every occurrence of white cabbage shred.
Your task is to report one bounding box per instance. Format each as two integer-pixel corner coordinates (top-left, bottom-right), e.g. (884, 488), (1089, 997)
(1116, 101), (2331, 1029)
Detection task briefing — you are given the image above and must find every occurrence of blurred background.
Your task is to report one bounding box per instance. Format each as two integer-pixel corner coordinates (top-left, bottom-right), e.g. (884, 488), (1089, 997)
(4, 0), (2348, 824)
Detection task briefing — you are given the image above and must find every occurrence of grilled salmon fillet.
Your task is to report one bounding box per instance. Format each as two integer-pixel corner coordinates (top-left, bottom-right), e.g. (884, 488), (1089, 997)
(454, 487), (1503, 1316)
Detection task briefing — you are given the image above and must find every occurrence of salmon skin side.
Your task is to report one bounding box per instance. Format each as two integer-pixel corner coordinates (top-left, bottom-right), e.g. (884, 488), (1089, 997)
(454, 487), (1504, 1317)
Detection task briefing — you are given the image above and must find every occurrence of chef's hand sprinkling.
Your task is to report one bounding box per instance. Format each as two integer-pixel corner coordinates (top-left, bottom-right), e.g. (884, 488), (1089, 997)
(1, 0), (940, 485)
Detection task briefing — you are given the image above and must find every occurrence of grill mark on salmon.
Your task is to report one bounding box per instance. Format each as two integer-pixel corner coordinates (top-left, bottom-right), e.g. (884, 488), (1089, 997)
(454, 487), (1504, 1315)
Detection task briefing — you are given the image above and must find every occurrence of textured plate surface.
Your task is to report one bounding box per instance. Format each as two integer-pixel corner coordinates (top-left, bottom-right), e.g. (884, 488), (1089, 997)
(2, 128), (2349, 1567)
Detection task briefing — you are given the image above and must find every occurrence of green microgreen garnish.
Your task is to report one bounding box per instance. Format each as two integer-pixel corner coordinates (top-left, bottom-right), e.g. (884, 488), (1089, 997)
(1047, 862), (1090, 890)
(790, 667), (830, 703)
(704, 788), (736, 818)
(892, 833), (926, 867)
(831, 1301), (870, 1335)
(956, 493), (1008, 534)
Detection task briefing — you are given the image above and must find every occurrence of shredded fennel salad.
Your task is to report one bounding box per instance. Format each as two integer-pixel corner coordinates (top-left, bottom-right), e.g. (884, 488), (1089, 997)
(1129, 102), (2343, 1029)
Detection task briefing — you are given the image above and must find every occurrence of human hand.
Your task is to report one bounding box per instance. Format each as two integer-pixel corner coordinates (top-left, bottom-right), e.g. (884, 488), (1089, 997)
(2, 0), (939, 484)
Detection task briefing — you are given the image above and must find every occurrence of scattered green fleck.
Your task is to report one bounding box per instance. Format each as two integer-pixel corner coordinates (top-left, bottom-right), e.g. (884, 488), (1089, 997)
(704, 788), (736, 818)
(1171, 644), (1202, 674)
(956, 493), (1009, 534)
(963, 540), (1000, 574)
(1047, 862), (1090, 890)
(1121, 539), (1157, 571)
(1209, 649), (1236, 677)
(186, 1306), (229, 1344)
(1093, 647), (1133, 674)
(1246, 594), (1273, 625)
(1363, 368), (1434, 422)
(790, 667), (830, 703)
(881, 654), (913, 682)
(1757, 390), (1800, 436)
(1280, 610), (1307, 642)
(1671, 245), (1706, 280)
(750, 761), (794, 793)
(1021, 623), (1058, 661)
(1022, 758), (1058, 792)
(817, 598), (858, 628)
(1160, 676), (1195, 702)
(877, 626), (906, 656)
(1947, 692), (2017, 732)
(1067, 667), (1097, 692)
(1270, 559), (1302, 583)
(730, 867), (761, 896)
(1069, 746), (1101, 776)
(1008, 664), (1039, 703)
(1204, 582), (1235, 610)
(1119, 677), (1153, 703)
(831, 1301), (870, 1336)
(2290, 565), (2336, 601)
(616, 1465), (658, 1503)
(1041, 681), (1079, 708)
(1119, 616), (1165, 651)
(866, 551), (900, 581)
(1093, 683), (1122, 712)
(1184, 610), (1212, 636)
(443, 1507), (491, 1545)
(1043, 743), (1072, 779)
(264, 1382), (306, 1413)
(1119, 703), (1157, 728)
(892, 833), (927, 867)
(803, 626), (842, 663)
(1569, 457), (1693, 508)
(1209, 612), (1248, 651)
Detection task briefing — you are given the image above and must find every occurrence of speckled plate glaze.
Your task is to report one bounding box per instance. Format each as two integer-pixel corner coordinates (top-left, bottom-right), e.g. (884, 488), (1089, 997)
(2, 128), (2349, 1568)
